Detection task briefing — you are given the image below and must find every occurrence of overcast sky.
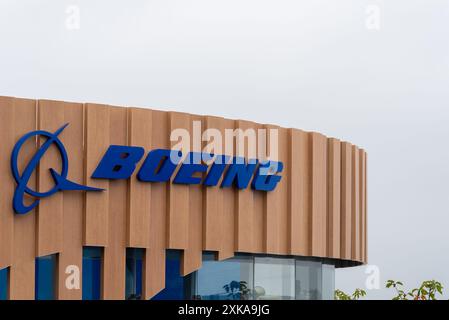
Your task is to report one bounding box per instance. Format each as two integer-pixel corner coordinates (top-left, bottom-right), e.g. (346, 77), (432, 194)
(1, 0), (448, 299)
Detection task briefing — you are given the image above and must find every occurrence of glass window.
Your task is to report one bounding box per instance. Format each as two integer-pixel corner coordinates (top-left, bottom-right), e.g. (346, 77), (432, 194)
(254, 257), (295, 300)
(82, 247), (102, 300)
(195, 253), (253, 300)
(322, 264), (335, 300)
(150, 253), (337, 301)
(295, 260), (322, 300)
(35, 254), (57, 300)
(0, 268), (8, 300)
(152, 250), (191, 300)
(125, 248), (143, 300)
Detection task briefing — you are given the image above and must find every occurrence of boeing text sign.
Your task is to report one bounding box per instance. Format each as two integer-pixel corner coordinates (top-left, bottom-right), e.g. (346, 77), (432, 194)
(11, 124), (283, 215)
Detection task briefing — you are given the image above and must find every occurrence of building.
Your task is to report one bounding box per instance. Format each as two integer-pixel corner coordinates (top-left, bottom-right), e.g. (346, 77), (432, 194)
(0, 96), (367, 300)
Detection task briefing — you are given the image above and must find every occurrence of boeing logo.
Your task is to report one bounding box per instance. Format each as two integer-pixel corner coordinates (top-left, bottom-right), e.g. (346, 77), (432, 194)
(11, 124), (283, 215)
(11, 124), (102, 214)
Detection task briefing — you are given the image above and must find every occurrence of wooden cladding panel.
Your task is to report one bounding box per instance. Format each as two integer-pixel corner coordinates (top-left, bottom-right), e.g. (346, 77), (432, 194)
(235, 120), (255, 253)
(8, 98), (37, 300)
(182, 115), (203, 275)
(311, 133), (327, 257)
(289, 129), (311, 256)
(340, 142), (352, 260)
(37, 100), (64, 256)
(58, 102), (84, 300)
(351, 146), (361, 262)
(252, 123), (265, 254)
(143, 110), (168, 299)
(265, 126), (289, 254)
(202, 116), (225, 252)
(264, 124), (279, 254)
(103, 107), (128, 299)
(167, 112), (190, 250)
(217, 119), (236, 261)
(360, 151), (367, 263)
(127, 108), (152, 248)
(327, 138), (341, 259)
(84, 104), (110, 246)
(0, 97), (15, 270)
(0, 96), (367, 300)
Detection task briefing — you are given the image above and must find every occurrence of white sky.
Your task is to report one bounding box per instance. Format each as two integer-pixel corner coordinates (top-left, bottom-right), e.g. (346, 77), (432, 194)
(0, 0), (448, 299)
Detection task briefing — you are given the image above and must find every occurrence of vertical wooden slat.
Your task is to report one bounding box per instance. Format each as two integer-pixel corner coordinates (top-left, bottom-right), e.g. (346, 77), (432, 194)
(278, 127), (289, 255)
(235, 120), (255, 253)
(84, 104), (110, 246)
(351, 146), (360, 261)
(252, 123), (265, 254)
(36, 100), (64, 256)
(311, 132), (327, 257)
(144, 110), (168, 299)
(167, 112), (190, 249)
(360, 150), (367, 263)
(218, 119), (236, 260)
(182, 115), (203, 275)
(202, 116), (224, 252)
(365, 152), (368, 263)
(9, 98), (36, 300)
(340, 142), (352, 260)
(0, 97), (15, 270)
(103, 107), (128, 300)
(265, 126), (289, 254)
(57, 102), (84, 299)
(327, 138), (341, 259)
(127, 108), (152, 248)
(289, 129), (311, 256)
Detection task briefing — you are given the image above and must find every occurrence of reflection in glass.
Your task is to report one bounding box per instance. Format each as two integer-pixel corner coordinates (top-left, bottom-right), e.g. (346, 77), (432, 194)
(35, 254), (57, 300)
(82, 247), (102, 300)
(195, 253), (253, 300)
(126, 248), (143, 300)
(149, 252), (337, 301)
(254, 257), (295, 300)
(295, 260), (322, 300)
(322, 264), (335, 300)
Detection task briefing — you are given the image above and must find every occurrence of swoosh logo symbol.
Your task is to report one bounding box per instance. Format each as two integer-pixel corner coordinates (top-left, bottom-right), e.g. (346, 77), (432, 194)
(11, 123), (103, 215)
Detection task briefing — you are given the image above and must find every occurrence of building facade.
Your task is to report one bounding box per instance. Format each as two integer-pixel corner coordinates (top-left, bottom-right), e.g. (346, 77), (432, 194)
(0, 96), (367, 300)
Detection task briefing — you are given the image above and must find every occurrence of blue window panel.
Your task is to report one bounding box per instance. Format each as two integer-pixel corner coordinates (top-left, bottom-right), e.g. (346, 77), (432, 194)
(125, 248), (143, 300)
(82, 247), (102, 300)
(35, 255), (57, 300)
(0, 268), (8, 300)
(136, 258), (142, 297)
(152, 250), (187, 300)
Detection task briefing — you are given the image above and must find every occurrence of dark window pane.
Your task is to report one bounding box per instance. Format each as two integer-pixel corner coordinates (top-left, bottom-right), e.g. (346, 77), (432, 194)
(0, 268), (8, 300)
(35, 255), (57, 300)
(125, 248), (143, 300)
(152, 250), (189, 300)
(82, 247), (102, 300)
(195, 254), (253, 300)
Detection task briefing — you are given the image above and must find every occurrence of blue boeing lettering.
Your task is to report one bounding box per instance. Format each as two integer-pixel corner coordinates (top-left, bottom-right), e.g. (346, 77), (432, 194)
(93, 148), (282, 191)
(91, 145), (145, 179)
(11, 125), (283, 214)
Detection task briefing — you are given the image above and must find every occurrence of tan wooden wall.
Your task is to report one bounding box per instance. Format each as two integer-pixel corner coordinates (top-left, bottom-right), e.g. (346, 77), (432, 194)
(0, 96), (367, 300)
